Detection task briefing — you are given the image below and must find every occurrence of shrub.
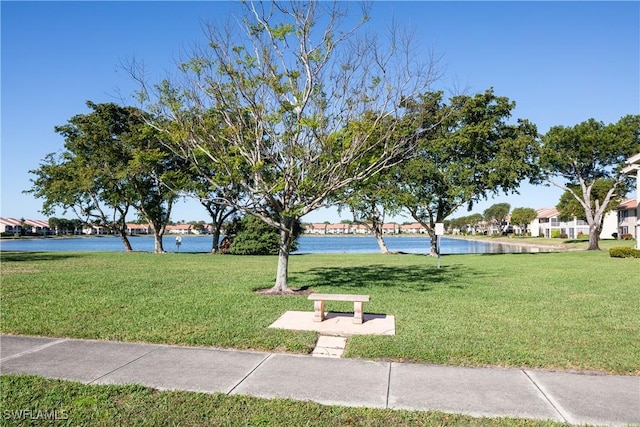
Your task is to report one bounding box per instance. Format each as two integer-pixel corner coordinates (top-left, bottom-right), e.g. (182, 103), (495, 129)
(227, 215), (301, 255)
(551, 230), (561, 238)
(609, 247), (640, 258)
(621, 233), (633, 241)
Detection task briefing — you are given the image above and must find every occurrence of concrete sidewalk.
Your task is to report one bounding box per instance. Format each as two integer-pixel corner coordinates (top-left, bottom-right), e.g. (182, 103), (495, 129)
(1, 335), (638, 426)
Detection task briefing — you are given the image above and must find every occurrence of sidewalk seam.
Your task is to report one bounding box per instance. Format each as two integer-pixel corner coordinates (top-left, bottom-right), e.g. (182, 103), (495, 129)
(522, 370), (569, 424)
(0, 338), (67, 363)
(227, 353), (272, 395)
(385, 362), (392, 409)
(87, 346), (163, 385)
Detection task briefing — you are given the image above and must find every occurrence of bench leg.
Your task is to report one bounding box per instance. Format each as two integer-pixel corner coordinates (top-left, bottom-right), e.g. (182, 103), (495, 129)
(313, 300), (325, 322)
(353, 301), (364, 324)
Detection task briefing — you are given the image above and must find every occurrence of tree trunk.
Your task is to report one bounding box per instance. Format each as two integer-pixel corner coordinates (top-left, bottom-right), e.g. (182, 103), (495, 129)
(119, 233), (133, 252)
(211, 226), (222, 254)
(374, 230), (390, 254)
(427, 228), (438, 256)
(117, 224), (133, 252)
(153, 229), (165, 253)
(271, 226), (293, 293)
(587, 223), (601, 250)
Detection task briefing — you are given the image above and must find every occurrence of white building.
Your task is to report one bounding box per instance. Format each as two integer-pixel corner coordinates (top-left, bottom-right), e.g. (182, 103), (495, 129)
(622, 153), (640, 249)
(531, 207), (618, 240)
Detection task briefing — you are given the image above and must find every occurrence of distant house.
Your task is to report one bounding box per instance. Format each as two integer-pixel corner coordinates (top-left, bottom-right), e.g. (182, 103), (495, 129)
(304, 223), (328, 235)
(382, 223), (399, 234)
(622, 153), (640, 248)
(326, 223), (350, 235)
(352, 224), (370, 234)
(127, 223), (150, 235)
(166, 224), (192, 235)
(0, 218), (52, 235)
(83, 225), (108, 235)
(617, 198), (638, 239)
(400, 223), (426, 234)
(24, 219), (51, 235)
(0, 217), (24, 234)
(530, 207), (618, 239)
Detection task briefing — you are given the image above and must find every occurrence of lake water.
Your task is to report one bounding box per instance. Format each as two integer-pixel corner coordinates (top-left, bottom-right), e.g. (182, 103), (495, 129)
(0, 235), (542, 254)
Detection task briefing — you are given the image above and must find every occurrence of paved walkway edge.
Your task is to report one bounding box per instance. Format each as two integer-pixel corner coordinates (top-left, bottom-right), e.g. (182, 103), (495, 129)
(1, 335), (638, 426)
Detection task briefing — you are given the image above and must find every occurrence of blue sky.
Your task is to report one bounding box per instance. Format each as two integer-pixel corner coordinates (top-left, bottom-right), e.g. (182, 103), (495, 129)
(2, 1), (638, 224)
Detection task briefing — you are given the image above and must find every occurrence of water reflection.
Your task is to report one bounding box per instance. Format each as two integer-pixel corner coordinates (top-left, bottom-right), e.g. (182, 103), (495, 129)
(0, 235), (550, 254)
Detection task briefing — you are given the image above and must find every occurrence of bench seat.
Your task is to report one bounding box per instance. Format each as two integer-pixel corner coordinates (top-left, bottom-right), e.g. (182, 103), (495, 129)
(308, 293), (370, 324)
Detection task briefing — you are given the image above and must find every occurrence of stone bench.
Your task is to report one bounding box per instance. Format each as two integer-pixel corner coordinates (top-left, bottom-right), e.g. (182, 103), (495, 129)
(308, 293), (370, 324)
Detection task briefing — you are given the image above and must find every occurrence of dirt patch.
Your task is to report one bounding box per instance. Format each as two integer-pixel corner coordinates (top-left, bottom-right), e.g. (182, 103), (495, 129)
(255, 287), (315, 296)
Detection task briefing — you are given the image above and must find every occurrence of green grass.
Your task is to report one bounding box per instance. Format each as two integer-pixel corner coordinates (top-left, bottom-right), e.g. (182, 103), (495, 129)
(1, 249), (638, 374)
(0, 375), (570, 426)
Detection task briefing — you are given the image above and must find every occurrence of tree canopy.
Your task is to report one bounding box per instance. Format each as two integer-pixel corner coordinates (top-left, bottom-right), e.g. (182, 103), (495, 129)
(137, 1), (438, 291)
(27, 102), (178, 252)
(393, 89), (540, 254)
(540, 115), (640, 249)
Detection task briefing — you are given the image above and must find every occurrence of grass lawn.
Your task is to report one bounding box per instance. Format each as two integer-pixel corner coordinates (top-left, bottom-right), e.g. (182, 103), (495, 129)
(1, 247), (638, 374)
(0, 375), (568, 426)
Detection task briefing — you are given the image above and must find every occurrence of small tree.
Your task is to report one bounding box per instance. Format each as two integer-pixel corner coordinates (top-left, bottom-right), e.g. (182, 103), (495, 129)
(483, 203), (511, 235)
(510, 207), (537, 236)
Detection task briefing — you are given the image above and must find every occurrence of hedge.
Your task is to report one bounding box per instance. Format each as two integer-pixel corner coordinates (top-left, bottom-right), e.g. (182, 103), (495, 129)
(609, 246), (640, 258)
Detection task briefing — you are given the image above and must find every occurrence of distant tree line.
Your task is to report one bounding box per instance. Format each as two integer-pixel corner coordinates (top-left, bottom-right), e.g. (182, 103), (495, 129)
(25, 2), (640, 293)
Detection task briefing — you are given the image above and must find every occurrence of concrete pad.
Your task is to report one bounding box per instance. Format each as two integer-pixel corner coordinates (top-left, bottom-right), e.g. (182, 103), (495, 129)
(316, 336), (346, 349)
(527, 370), (640, 426)
(312, 336), (346, 358)
(0, 338), (159, 383)
(0, 335), (64, 361)
(269, 311), (395, 336)
(388, 363), (562, 421)
(231, 353), (390, 408)
(95, 346), (269, 393)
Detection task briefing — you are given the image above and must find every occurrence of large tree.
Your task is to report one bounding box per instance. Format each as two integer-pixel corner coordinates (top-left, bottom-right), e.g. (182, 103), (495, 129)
(27, 102), (179, 253)
(139, 1), (437, 292)
(395, 89), (540, 255)
(540, 115), (640, 250)
(28, 103), (137, 250)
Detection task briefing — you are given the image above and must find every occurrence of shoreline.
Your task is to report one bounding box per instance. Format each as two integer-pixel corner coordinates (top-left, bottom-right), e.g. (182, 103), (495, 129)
(446, 234), (578, 251)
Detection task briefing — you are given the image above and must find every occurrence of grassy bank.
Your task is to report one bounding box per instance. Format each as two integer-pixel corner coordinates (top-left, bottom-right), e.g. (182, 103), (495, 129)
(0, 375), (567, 426)
(1, 250), (638, 374)
(448, 235), (635, 251)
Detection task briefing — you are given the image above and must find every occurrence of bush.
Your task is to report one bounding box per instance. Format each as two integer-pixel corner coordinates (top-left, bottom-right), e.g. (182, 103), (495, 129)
(551, 230), (561, 238)
(227, 215), (301, 255)
(609, 247), (640, 258)
(621, 233), (633, 241)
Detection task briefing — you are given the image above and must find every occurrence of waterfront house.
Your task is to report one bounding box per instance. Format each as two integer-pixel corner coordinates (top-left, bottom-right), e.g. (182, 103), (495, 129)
(127, 223), (151, 235)
(400, 223), (427, 234)
(326, 223), (350, 234)
(531, 207), (618, 239)
(0, 217), (23, 234)
(622, 153), (640, 248)
(166, 224), (192, 235)
(304, 223), (328, 235)
(617, 198), (638, 239)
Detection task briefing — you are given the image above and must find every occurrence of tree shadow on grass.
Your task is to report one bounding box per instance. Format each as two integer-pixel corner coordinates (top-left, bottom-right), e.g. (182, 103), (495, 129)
(295, 262), (484, 293)
(0, 251), (83, 263)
